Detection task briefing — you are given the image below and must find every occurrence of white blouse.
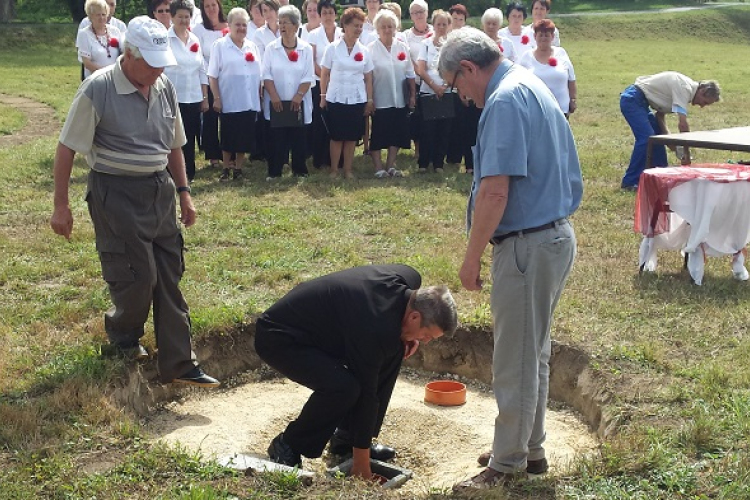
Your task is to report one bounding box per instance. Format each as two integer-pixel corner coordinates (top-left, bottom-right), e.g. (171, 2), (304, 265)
(499, 27), (533, 61)
(416, 38), (449, 94)
(207, 36), (262, 113)
(496, 35), (517, 63)
(78, 16), (127, 36)
(164, 28), (209, 104)
(307, 25), (341, 80)
(77, 25), (122, 78)
(522, 24), (561, 47)
(261, 38), (315, 124)
(360, 19), (377, 46)
(402, 26), (433, 64)
(252, 24), (280, 58)
(321, 38), (374, 104)
(192, 22), (226, 66)
(367, 38), (415, 109)
(517, 47), (575, 113)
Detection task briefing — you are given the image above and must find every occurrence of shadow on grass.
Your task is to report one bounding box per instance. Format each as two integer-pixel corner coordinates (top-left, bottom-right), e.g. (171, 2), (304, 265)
(634, 268), (750, 305)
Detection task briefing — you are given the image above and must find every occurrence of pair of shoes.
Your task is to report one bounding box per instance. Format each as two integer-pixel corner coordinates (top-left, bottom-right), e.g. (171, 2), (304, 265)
(219, 168), (230, 181)
(465, 168), (474, 174)
(621, 184), (638, 192)
(387, 167), (403, 177)
(417, 167), (427, 174)
(375, 169), (389, 178)
(435, 167), (444, 173)
(477, 451), (548, 475)
(453, 467), (522, 491)
(329, 433), (396, 461)
(268, 433), (302, 467)
(266, 176), (279, 181)
(232, 169), (243, 180)
(172, 366), (220, 388)
(109, 343), (149, 361)
(344, 172), (355, 179)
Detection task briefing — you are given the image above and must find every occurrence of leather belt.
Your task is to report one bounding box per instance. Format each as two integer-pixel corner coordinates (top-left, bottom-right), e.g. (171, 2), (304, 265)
(490, 219), (565, 246)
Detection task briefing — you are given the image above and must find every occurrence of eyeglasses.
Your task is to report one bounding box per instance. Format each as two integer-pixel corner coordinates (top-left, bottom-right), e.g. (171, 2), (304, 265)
(278, 20), (295, 26)
(449, 70), (462, 93)
(410, 10), (426, 15)
(156, 8), (169, 13)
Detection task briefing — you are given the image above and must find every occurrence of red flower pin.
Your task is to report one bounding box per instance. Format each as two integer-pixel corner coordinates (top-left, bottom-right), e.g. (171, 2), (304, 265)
(521, 35), (529, 45)
(245, 52), (255, 62)
(354, 52), (363, 62)
(109, 37), (119, 48)
(424, 32), (432, 38)
(397, 51), (406, 61)
(498, 42), (504, 52)
(548, 57), (558, 67)
(288, 50), (299, 62)
(222, 27), (230, 36)
(190, 43), (199, 52)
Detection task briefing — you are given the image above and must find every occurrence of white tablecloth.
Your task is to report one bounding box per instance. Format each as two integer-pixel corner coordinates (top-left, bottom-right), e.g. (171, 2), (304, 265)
(639, 178), (750, 285)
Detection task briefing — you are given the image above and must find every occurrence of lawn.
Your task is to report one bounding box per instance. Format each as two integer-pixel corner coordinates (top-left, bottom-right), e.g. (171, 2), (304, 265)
(2, 6), (750, 500)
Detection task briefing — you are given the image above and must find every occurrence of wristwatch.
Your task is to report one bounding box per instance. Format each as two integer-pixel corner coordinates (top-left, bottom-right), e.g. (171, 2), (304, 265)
(177, 186), (191, 194)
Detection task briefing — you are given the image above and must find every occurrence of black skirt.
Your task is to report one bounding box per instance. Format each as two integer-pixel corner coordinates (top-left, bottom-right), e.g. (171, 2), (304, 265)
(326, 102), (365, 142)
(370, 107), (411, 150)
(220, 110), (257, 153)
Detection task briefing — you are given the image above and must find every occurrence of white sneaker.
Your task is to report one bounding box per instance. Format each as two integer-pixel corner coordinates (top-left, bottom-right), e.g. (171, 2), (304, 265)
(375, 169), (389, 178)
(387, 167), (403, 177)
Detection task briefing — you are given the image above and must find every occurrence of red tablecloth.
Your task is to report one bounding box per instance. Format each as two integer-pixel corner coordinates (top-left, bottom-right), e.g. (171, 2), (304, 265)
(634, 163), (750, 237)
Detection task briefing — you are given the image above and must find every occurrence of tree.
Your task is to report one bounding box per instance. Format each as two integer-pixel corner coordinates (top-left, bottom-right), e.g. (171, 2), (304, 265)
(0, 0), (16, 23)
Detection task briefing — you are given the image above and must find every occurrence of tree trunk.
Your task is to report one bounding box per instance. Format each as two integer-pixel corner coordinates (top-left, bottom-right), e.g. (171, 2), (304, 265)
(0, 0), (16, 23)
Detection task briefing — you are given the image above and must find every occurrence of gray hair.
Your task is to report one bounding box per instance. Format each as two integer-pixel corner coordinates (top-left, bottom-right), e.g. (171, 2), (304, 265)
(481, 7), (502, 26)
(438, 27), (502, 77)
(278, 5), (301, 26)
(374, 8), (398, 29)
(699, 80), (721, 101)
(85, 0), (109, 16)
(123, 40), (143, 59)
(412, 285), (458, 337)
(227, 7), (251, 25)
(409, 0), (428, 14)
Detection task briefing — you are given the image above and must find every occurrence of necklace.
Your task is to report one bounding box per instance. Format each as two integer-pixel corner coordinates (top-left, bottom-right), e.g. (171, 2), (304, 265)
(412, 25), (428, 35)
(91, 24), (111, 58)
(281, 40), (298, 50)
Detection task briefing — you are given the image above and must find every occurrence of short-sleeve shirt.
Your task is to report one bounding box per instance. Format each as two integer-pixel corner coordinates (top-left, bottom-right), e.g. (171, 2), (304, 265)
(58, 58), (186, 177)
(252, 24), (280, 58)
(321, 38), (374, 104)
(77, 26), (123, 78)
(517, 47), (575, 113)
(498, 27), (533, 61)
(417, 38), (450, 94)
(635, 71), (699, 116)
(402, 25), (433, 65)
(164, 27), (209, 104)
(496, 35), (517, 63)
(470, 60), (582, 234)
(367, 38), (415, 109)
(207, 36), (262, 113)
(191, 22), (226, 66)
(261, 38), (315, 123)
(307, 25), (342, 80)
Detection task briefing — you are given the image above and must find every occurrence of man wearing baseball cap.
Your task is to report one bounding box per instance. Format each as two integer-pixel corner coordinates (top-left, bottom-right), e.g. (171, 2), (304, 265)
(51, 16), (219, 388)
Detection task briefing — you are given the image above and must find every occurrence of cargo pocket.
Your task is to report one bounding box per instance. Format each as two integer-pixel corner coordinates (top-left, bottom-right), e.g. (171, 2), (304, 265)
(96, 238), (136, 283)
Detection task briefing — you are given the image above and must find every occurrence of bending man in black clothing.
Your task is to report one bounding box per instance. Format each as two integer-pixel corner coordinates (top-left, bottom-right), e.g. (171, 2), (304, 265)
(255, 264), (458, 480)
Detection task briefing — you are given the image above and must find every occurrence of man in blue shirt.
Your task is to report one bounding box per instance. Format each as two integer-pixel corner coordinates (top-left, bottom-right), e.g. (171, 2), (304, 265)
(438, 27), (582, 489)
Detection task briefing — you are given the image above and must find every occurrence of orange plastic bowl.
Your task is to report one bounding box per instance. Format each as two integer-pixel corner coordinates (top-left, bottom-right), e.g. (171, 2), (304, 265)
(424, 380), (467, 406)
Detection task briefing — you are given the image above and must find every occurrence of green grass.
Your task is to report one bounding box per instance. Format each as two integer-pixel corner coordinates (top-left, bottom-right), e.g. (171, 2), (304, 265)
(3, 6), (750, 499)
(0, 102), (26, 135)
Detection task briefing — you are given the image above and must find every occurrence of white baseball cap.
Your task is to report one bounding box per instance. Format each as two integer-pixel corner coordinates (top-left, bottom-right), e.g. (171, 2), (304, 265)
(125, 16), (177, 68)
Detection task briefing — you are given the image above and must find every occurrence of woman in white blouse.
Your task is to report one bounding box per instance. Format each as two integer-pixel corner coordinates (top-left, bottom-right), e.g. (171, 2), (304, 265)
(403, 0), (432, 163)
(367, 9), (415, 178)
(149, 0), (172, 29)
(499, 2), (532, 61)
(415, 9), (452, 173)
(523, 0), (560, 47)
(208, 7), (262, 181)
(299, 0), (320, 41)
(253, 0), (280, 58)
(164, 0), (209, 182)
(481, 8), (516, 62)
(308, 0), (340, 169)
(360, 0), (381, 46)
(262, 5), (315, 179)
(77, 0), (122, 79)
(192, 0), (227, 169)
(518, 19), (576, 118)
(319, 7), (374, 179)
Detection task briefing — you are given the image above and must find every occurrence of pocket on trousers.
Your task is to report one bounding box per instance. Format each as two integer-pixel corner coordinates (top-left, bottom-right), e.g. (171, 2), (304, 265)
(96, 238), (135, 283)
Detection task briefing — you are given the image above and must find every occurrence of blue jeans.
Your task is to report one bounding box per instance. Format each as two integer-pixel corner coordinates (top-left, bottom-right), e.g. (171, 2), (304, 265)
(620, 85), (667, 187)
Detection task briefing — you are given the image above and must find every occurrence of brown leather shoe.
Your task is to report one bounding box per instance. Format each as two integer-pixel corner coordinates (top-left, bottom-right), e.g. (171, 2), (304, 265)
(453, 467), (522, 491)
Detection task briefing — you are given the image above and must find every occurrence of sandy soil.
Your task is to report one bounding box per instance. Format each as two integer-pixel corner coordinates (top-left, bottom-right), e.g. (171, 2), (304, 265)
(145, 368), (597, 494)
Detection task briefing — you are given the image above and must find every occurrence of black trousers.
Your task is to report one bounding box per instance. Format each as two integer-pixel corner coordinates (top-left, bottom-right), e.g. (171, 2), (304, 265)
(268, 125), (308, 178)
(255, 326), (402, 458)
(447, 99), (480, 168)
(419, 115), (452, 169)
(200, 88), (222, 161)
(310, 85), (332, 168)
(179, 102), (201, 181)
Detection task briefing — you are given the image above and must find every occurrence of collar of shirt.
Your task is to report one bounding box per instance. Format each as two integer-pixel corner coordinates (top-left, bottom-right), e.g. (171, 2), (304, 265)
(113, 56), (166, 96)
(485, 58), (513, 103)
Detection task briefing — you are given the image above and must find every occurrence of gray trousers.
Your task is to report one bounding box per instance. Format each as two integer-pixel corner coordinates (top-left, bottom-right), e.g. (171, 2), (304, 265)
(86, 170), (197, 383)
(488, 220), (576, 473)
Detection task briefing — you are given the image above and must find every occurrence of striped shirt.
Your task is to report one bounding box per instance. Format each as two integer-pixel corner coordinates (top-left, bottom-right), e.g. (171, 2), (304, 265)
(59, 57), (186, 176)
